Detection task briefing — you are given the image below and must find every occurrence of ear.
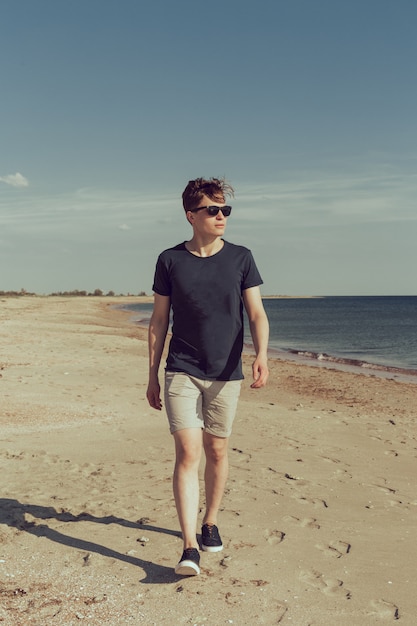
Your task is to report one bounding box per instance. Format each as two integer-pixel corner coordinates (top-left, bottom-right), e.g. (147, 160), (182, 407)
(186, 210), (194, 225)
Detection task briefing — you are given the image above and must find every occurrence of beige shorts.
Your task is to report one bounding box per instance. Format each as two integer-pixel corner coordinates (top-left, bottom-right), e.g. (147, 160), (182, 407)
(164, 371), (242, 437)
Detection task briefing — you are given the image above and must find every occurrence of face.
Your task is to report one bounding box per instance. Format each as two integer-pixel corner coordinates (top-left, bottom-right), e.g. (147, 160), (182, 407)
(187, 194), (230, 237)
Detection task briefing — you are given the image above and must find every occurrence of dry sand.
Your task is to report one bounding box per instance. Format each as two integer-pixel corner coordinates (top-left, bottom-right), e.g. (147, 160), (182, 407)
(1, 296), (416, 625)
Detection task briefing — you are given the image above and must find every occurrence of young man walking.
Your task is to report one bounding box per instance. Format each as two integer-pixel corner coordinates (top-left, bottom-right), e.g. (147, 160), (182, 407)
(146, 177), (269, 576)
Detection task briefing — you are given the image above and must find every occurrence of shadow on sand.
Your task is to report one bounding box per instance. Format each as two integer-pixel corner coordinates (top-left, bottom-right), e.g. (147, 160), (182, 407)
(0, 498), (183, 584)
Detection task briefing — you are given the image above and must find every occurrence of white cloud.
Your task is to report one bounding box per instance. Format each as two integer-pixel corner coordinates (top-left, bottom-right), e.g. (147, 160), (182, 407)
(0, 172), (29, 188)
(118, 223), (131, 230)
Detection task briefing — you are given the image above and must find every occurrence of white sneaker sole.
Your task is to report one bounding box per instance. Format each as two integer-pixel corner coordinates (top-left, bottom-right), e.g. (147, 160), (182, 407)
(201, 544), (223, 553)
(175, 559), (200, 576)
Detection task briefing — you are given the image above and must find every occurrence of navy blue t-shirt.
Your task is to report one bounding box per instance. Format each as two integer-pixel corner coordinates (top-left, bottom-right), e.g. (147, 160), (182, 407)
(152, 240), (263, 381)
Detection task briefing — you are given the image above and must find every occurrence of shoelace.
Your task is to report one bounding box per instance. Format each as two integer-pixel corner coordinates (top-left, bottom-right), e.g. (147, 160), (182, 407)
(205, 524), (216, 537)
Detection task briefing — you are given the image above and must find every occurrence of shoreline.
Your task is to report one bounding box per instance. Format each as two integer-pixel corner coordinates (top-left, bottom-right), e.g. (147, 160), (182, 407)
(1, 296), (416, 624)
(264, 345), (417, 385)
(122, 300), (417, 385)
(3, 296), (417, 432)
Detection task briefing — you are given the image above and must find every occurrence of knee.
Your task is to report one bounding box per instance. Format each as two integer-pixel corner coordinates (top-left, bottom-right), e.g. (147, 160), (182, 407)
(174, 430), (202, 468)
(204, 438), (228, 464)
(176, 442), (201, 468)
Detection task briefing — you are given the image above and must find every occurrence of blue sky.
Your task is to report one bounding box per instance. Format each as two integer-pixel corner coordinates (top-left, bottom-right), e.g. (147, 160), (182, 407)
(1, 0), (416, 295)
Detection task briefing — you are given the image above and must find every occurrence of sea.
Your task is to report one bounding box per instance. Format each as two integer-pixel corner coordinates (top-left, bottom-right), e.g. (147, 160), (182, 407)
(123, 296), (417, 383)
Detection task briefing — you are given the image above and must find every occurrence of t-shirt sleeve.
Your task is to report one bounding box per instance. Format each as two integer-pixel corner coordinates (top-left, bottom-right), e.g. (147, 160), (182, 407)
(241, 250), (263, 290)
(152, 254), (171, 296)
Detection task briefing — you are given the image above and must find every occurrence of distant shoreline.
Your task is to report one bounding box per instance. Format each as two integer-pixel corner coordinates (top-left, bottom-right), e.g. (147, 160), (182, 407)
(1, 293), (319, 303)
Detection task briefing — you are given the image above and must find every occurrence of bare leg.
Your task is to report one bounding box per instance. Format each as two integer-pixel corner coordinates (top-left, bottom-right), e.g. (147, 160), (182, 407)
(202, 432), (229, 526)
(173, 428), (203, 550)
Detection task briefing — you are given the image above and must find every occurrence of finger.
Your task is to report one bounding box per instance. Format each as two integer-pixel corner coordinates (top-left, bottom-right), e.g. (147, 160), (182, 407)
(148, 392), (162, 410)
(250, 369), (268, 388)
(153, 396), (162, 409)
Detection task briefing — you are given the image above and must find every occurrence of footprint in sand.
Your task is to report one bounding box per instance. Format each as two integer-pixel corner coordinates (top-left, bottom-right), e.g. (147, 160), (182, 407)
(274, 604), (288, 623)
(263, 529), (286, 545)
(316, 540), (351, 558)
(384, 450), (399, 457)
(320, 456), (353, 479)
(320, 455), (342, 464)
(368, 599), (399, 620)
(295, 495), (329, 509)
(373, 483), (397, 495)
(300, 569), (351, 599)
(34, 598), (63, 619)
(0, 586), (62, 620)
(282, 515), (321, 529)
(282, 436), (302, 451)
(370, 485), (404, 507)
(3, 450), (27, 461)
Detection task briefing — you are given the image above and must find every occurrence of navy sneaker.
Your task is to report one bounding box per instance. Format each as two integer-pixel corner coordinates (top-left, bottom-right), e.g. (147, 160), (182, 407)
(201, 523), (223, 552)
(175, 548), (200, 576)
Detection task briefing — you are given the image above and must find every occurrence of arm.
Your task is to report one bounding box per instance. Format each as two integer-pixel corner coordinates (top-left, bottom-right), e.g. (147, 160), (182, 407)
(242, 286), (269, 388)
(146, 293), (171, 410)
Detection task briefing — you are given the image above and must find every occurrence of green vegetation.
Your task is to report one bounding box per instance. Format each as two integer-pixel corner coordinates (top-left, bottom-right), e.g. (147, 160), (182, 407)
(0, 288), (148, 297)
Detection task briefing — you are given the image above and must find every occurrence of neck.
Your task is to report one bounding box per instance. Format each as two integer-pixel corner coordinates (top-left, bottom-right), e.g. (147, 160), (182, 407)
(185, 235), (224, 257)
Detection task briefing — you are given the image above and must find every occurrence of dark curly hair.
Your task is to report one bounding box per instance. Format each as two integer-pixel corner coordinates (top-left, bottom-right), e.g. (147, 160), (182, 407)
(182, 177), (234, 212)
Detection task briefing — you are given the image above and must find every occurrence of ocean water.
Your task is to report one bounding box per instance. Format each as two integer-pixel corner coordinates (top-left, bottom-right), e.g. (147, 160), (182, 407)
(124, 296), (417, 381)
(261, 296), (417, 378)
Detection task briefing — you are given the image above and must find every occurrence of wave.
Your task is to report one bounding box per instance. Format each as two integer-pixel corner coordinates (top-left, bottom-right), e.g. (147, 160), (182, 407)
(243, 341), (417, 381)
(286, 348), (417, 377)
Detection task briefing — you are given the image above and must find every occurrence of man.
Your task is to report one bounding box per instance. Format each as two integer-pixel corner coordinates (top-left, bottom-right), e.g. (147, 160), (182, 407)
(146, 177), (269, 576)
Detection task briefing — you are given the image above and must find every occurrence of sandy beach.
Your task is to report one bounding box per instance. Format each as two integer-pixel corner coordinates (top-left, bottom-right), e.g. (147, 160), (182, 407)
(1, 296), (416, 625)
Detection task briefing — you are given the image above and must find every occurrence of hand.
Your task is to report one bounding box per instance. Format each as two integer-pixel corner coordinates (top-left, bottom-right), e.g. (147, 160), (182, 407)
(146, 379), (163, 410)
(250, 356), (269, 389)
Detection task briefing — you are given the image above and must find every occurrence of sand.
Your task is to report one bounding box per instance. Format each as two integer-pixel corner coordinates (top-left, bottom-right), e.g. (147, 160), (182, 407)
(1, 296), (416, 625)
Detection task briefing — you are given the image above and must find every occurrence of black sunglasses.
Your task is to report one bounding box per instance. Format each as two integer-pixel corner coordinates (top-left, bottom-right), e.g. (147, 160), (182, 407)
(189, 205), (232, 217)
